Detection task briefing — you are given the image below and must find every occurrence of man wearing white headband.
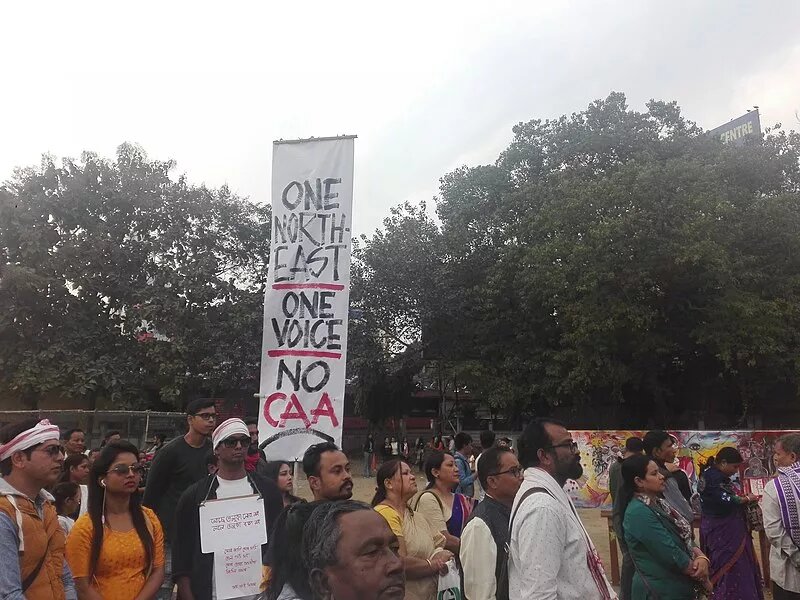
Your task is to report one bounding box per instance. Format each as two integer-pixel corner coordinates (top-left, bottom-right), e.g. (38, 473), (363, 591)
(0, 418), (77, 600)
(172, 418), (283, 600)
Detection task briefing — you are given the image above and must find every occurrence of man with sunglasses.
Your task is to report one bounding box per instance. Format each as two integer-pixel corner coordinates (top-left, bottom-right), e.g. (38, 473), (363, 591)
(144, 398), (217, 599)
(460, 446), (523, 600)
(508, 418), (616, 600)
(172, 418), (283, 600)
(0, 418), (77, 600)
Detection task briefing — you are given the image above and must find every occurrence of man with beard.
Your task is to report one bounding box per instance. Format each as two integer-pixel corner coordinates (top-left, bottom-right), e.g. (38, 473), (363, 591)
(302, 442), (354, 501)
(508, 419), (616, 600)
(172, 418), (283, 600)
(262, 442), (353, 596)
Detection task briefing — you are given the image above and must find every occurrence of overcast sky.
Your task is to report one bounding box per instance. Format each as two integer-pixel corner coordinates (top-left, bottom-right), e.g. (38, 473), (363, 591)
(1, 1), (799, 236)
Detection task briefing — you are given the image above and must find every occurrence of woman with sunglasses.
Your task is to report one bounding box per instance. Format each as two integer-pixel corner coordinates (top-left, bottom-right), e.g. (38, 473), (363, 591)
(413, 451), (475, 552)
(373, 459), (454, 600)
(262, 460), (305, 508)
(65, 440), (165, 600)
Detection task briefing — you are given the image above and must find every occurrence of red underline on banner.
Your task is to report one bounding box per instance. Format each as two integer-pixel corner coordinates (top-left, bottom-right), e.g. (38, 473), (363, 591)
(267, 350), (343, 359)
(272, 283), (345, 291)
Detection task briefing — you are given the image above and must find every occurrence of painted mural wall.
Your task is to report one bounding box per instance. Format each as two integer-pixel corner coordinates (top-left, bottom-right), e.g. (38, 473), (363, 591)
(567, 430), (794, 509)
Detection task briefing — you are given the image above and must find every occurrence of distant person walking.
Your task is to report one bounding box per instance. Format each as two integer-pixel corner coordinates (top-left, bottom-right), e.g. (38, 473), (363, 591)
(699, 447), (763, 599)
(363, 434), (376, 478)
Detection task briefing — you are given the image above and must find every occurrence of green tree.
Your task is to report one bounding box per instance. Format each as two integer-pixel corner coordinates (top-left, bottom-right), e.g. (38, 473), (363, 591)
(0, 143), (270, 408)
(354, 93), (800, 427)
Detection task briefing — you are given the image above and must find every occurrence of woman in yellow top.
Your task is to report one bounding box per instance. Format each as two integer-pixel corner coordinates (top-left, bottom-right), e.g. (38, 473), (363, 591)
(372, 459), (454, 600)
(66, 441), (165, 600)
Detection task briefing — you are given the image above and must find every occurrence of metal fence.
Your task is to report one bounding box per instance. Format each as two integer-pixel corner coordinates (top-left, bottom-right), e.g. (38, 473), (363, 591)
(0, 410), (188, 450)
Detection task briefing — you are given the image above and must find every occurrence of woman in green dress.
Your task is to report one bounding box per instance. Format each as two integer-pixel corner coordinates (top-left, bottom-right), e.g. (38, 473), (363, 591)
(621, 454), (713, 599)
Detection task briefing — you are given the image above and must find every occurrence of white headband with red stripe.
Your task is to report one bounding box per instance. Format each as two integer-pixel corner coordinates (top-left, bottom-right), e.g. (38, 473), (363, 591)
(212, 418), (249, 448)
(0, 419), (60, 461)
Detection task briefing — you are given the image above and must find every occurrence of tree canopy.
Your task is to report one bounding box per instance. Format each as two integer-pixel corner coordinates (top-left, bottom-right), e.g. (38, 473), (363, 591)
(352, 93), (800, 427)
(0, 143), (270, 409)
(3, 94), (799, 427)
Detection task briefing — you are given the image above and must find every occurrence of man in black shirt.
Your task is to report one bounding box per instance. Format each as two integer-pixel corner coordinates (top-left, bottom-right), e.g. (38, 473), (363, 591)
(143, 398), (216, 599)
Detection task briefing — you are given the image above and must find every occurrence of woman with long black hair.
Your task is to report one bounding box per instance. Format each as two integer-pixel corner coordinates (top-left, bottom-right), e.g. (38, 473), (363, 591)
(621, 454), (711, 599)
(699, 447), (763, 599)
(264, 501), (318, 600)
(65, 440), (165, 600)
(60, 452), (90, 517)
(262, 460), (305, 508)
(412, 451), (474, 552)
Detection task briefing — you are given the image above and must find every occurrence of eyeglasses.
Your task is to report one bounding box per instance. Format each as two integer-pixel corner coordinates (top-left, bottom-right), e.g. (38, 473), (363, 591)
(38, 444), (64, 458)
(108, 464), (145, 476)
(491, 466), (522, 478)
(191, 412), (217, 421)
(547, 441), (579, 453)
(221, 436), (250, 448)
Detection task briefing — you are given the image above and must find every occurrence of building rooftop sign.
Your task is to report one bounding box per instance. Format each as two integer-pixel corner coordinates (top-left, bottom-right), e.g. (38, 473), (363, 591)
(709, 109), (761, 145)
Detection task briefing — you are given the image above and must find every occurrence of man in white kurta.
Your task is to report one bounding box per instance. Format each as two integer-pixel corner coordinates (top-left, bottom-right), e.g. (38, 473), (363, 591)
(508, 419), (616, 600)
(460, 447), (523, 600)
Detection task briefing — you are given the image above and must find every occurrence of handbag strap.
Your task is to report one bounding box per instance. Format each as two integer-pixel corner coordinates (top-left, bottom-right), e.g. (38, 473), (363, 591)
(413, 490), (445, 514)
(627, 548), (661, 600)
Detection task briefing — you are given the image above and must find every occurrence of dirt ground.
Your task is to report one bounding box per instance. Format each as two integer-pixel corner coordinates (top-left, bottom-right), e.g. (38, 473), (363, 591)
(292, 459), (774, 597)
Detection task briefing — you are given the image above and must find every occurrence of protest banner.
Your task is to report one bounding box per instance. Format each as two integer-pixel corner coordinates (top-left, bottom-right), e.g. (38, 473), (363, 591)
(258, 135), (355, 460)
(213, 543), (263, 600)
(199, 495), (268, 553)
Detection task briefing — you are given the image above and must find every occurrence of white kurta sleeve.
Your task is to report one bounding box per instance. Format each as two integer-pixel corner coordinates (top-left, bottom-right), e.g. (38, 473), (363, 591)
(460, 518), (498, 600)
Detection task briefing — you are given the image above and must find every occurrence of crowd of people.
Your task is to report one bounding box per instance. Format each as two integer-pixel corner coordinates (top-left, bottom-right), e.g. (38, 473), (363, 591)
(1, 405), (799, 600)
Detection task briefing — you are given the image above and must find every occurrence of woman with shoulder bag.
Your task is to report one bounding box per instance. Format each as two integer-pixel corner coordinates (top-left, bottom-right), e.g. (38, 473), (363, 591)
(621, 454), (712, 599)
(412, 451), (474, 552)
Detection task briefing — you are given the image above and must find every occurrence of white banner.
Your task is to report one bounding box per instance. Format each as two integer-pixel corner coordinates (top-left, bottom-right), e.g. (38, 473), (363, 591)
(199, 495), (268, 554)
(258, 136), (355, 460)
